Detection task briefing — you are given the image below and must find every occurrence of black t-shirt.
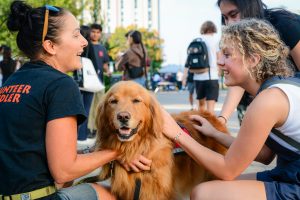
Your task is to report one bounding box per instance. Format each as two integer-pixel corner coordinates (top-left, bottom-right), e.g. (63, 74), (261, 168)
(0, 61), (86, 195)
(89, 44), (109, 83)
(266, 9), (300, 50)
(240, 10), (300, 107)
(266, 9), (300, 69)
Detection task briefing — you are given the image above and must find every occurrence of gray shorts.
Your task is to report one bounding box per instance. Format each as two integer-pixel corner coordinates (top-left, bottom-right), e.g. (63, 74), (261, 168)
(56, 183), (98, 200)
(187, 82), (195, 94)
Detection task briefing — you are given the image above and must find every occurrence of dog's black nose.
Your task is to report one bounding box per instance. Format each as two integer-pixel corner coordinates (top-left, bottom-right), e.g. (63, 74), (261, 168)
(117, 112), (131, 123)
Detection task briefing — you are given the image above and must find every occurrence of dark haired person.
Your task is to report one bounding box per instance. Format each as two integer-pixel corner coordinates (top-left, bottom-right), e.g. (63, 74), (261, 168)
(85, 23), (110, 139)
(216, 0), (300, 125)
(0, 46), (17, 85)
(163, 18), (300, 200)
(116, 30), (148, 87)
(0, 1), (150, 199)
(89, 23), (110, 83)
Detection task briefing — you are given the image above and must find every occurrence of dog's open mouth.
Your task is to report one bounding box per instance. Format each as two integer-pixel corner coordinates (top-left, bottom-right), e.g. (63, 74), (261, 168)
(116, 122), (141, 141)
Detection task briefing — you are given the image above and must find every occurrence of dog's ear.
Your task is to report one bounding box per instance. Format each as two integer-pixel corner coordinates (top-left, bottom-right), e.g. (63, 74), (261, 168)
(149, 93), (164, 137)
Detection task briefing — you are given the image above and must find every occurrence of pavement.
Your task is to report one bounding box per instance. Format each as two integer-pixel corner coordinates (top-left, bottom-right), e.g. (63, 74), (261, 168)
(76, 87), (275, 180)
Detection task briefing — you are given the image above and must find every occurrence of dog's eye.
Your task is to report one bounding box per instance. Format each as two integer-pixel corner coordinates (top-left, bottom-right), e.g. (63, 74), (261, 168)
(132, 99), (141, 103)
(109, 99), (118, 104)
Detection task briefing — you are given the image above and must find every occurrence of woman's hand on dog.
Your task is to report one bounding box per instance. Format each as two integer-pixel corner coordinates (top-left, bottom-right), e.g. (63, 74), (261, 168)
(118, 155), (152, 172)
(189, 115), (218, 138)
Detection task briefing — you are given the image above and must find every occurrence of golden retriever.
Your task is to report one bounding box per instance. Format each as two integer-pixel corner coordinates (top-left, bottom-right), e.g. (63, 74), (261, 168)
(95, 81), (228, 200)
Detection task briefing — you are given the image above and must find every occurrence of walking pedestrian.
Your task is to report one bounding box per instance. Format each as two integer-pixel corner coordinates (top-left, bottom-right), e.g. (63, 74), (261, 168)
(0, 46), (17, 85)
(185, 21), (220, 114)
(182, 70), (195, 110)
(116, 30), (148, 87)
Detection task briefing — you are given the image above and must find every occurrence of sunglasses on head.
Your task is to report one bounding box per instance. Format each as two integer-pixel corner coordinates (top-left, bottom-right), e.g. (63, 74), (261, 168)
(42, 5), (59, 43)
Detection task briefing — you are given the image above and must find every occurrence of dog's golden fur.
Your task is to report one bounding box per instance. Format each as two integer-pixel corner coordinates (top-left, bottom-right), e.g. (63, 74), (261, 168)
(95, 81), (229, 200)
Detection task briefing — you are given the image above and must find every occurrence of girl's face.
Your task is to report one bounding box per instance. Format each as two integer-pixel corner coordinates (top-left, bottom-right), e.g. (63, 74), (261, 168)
(220, 0), (241, 25)
(217, 43), (250, 87)
(90, 28), (102, 43)
(53, 13), (87, 72)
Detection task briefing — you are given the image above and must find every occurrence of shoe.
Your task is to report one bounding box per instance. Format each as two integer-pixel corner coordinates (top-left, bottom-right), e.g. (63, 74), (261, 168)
(87, 130), (96, 139)
(77, 139), (95, 152)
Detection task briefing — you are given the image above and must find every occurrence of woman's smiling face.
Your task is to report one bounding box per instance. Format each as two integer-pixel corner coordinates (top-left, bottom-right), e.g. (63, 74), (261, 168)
(220, 0), (241, 25)
(217, 42), (250, 87)
(52, 12), (88, 72)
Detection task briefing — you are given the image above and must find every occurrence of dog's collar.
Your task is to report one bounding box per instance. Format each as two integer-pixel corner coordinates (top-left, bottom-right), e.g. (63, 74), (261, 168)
(115, 121), (141, 140)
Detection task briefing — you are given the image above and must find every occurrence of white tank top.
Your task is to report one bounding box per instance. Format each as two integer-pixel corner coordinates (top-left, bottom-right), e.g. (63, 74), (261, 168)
(269, 83), (300, 153)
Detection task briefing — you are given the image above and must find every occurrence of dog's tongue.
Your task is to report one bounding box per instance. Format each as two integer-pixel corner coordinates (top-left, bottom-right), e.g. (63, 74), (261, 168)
(119, 127), (132, 135)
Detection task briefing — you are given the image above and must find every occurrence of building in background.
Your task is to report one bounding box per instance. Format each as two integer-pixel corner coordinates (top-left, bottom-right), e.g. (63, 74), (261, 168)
(100, 0), (160, 33)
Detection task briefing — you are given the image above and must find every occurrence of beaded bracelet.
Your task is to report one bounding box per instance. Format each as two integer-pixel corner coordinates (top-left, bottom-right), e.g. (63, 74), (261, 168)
(174, 132), (183, 142)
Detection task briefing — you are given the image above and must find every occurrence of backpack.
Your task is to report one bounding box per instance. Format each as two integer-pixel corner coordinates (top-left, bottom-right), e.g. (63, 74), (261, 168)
(258, 75), (300, 151)
(186, 38), (209, 74)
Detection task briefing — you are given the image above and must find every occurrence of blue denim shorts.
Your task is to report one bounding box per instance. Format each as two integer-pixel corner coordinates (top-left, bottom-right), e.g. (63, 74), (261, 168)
(257, 159), (300, 200)
(56, 183), (98, 200)
(132, 76), (146, 87)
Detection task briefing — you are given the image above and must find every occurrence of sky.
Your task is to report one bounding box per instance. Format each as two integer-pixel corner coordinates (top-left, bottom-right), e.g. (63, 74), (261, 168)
(159, 0), (300, 67)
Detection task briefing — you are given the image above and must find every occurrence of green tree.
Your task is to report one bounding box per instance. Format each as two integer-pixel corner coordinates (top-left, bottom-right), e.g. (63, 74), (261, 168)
(0, 0), (83, 57)
(107, 25), (164, 73)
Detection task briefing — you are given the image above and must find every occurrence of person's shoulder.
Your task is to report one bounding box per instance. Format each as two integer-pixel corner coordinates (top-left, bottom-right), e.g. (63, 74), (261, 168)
(267, 9), (300, 26)
(29, 61), (72, 81)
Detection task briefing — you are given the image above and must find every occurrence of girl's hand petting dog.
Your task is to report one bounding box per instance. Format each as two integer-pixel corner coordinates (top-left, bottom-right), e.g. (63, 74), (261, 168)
(118, 154), (152, 172)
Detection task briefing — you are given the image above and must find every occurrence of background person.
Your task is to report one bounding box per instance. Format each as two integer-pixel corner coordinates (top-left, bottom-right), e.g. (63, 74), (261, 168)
(87, 23), (110, 138)
(163, 19), (299, 200)
(0, 1), (150, 199)
(115, 30), (148, 87)
(0, 46), (18, 85)
(216, 0), (300, 125)
(76, 25), (95, 142)
(184, 21), (220, 114)
(182, 70), (195, 110)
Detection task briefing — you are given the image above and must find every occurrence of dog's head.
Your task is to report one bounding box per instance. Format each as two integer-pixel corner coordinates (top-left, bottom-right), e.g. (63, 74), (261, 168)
(96, 81), (163, 144)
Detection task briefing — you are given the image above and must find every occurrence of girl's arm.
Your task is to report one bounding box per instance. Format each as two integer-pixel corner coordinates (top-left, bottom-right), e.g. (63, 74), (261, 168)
(194, 116), (276, 164)
(163, 87), (288, 180)
(218, 86), (245, 123)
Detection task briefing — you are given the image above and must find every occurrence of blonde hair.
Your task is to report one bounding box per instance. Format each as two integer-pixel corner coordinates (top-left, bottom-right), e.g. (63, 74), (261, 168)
(220, 18), (294, 83)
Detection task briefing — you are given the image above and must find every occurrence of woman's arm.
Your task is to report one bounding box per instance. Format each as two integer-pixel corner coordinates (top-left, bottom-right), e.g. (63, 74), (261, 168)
(192, 116), (275, 164)
(182, 67), (189, 87)
(163, 88), (288, 180)
(46, 116), (118, 184)
(290, 41), (300, 70)
(218, 86), (245, 123)
(46, 116), (151, 184)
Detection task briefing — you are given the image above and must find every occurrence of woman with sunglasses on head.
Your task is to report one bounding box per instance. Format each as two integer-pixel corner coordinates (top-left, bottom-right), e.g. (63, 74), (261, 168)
(0, 1), (151, 200)
(216, 0), (300, 125)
